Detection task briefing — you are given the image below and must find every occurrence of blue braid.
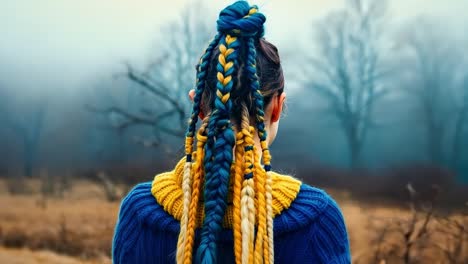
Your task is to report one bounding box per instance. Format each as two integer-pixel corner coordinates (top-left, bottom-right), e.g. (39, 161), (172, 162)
(245, 36), (268, 141)
(197, 35), (240, 264)
(195, 2), (266, 263)
(187, 34), (222, 138)
(217, 1), (265, 38)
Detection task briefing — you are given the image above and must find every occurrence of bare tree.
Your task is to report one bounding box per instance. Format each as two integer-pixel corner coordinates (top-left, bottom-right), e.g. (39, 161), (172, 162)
(398, 19), (463, 165)
(90, 1), (212, 149)
(370, 184), (438, 263)
(433, 213), (468, 263)
(369, 184), (468, 263)
(303, 0), (389, 168)
(451, 73), (468, 170)
(0, 85), (11, 174)
(2, 91), (48, 177)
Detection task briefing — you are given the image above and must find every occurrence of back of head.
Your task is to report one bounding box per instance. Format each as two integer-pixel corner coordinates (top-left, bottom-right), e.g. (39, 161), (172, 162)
(178, 2), (284, 263)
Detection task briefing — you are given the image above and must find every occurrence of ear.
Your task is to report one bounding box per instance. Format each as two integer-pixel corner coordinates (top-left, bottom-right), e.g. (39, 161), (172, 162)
(188, 89), (196, 102)
(271, 92), (286, 123)
(188, 89), (205, 119)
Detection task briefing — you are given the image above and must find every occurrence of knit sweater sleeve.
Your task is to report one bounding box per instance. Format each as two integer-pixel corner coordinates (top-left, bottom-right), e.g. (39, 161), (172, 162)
(112, 183), (149, 264)
(309, 196), (351, 264)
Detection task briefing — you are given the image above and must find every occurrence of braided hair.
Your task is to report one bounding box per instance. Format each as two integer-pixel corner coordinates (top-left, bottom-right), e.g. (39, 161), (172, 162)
(179, 1), (284, 264)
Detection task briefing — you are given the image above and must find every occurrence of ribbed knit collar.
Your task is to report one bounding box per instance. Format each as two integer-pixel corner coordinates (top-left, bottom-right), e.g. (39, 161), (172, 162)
(151, 158), (302, 229)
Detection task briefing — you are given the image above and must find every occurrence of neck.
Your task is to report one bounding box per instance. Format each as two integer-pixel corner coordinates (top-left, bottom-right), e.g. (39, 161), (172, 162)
(151, 157), (302, 228)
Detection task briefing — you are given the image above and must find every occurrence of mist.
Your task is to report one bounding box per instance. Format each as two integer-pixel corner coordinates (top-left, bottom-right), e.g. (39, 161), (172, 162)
(1, 0), (468, 180)
(2, 1), (468, 263)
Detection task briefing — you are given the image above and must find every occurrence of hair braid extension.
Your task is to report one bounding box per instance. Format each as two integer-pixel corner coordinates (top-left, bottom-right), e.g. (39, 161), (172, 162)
(187, 34), (222, 140)
(177, 136), (194, 264)
(265, 169), (274, 263)
(251, 131), (267, 264)
(184, 34), (222, 191)
(244, 34), (271, 264)
(252, 146), (272, 263)
(182, 118), (210, 264)
(240, 104), (256, 264)
(246, 38), (266, 141)
(196, 34), (240, 264)
(259, 135), (274, 264)
(245, 36), (272, 169)
(233, 130), (246, 264)
(217, 2), (269, 263)
(179, 34), (221, 264)
(241, 172), (256, 264)
(176, 2), (271, 263)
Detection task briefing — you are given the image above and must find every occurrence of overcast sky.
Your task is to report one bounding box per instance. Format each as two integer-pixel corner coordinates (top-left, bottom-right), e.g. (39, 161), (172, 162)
(0, 0), (467, 95)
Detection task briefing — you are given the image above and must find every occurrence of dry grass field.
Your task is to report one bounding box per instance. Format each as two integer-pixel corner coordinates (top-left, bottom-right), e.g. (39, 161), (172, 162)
(0, 179), (466, 264)
(0, 247), (109, 264)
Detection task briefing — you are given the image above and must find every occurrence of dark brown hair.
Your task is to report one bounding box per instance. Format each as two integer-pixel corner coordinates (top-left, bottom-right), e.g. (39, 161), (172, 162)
(201, 38), (284, 127)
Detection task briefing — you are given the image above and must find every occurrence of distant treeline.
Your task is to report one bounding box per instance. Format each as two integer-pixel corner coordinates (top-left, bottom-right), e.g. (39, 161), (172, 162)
(0, 0), (467, 184)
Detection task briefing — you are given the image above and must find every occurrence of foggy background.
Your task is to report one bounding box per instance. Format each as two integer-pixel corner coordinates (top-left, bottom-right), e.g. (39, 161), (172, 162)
(1, 1), (468, 263)
(1, 0), (468, 185)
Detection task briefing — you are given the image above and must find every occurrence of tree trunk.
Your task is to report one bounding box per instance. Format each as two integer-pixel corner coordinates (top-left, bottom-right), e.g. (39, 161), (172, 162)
(23, 138), (34, 177)
(451, 107), (467, 168)
(347, 123), (362, 169)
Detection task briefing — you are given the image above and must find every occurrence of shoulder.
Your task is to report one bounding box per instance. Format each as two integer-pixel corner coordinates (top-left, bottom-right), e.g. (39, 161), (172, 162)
(112, 181), (179, 263)
(117, 182), (155, 220)
(275, 175), (351, 262)
(113, 182), (151, 262)
(120, 181), (153, 207)
(303, 183), (350, 263)
(273, 174), (345, 236)
(296, 183), (347, 239)
(273, 176), (350, 262)
(114, 181), (179, 233)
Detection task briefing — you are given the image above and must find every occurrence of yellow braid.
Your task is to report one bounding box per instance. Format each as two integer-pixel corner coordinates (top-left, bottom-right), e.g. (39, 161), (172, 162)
(240, 109), (256, 264)
(182, 119), (209, 264)
(177, 136), (195, 263)
(253, 142), (267, 264)
(233, 131), (245, 264)
(260, 138), (274, 263)
(265, 170), (274, 263)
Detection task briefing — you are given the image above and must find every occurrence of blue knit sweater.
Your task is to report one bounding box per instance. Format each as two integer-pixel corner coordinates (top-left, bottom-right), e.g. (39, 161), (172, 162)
(112, 180), (351, 263)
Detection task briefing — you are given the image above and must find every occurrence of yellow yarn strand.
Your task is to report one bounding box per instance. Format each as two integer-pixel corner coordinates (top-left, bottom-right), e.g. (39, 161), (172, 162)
(177, 161), (191, 263)
(266, 170), (274, 263)
(182, 120), (209, 264)
(260, 127), (274, 264)
(240, 113), (256, 264)
(253, 144), (267, 264)
(261, 142), (274, 264)
(177, 136), (194, 263)
(243, 7), (258, 18)
(233, 131), (245, 264)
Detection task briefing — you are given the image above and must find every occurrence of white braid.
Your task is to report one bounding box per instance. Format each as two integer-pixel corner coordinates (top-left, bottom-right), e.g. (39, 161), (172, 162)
(241, 178), (256, 264)
(176, 161), (192, 264)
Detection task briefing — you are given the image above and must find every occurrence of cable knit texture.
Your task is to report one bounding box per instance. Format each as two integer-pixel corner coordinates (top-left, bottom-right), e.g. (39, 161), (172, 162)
(113, 159), (351, 263)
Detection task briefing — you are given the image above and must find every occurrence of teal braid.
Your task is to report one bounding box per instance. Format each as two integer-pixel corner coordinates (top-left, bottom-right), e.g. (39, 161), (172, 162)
(187, 34), (222, 139)
(196, 34), (240, 264)
(194, 2), (267, 263)
(246, 37), (267, 141)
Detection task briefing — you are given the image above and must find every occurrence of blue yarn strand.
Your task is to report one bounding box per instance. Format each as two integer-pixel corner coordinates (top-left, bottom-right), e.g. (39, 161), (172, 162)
(246, 37), (267, 141)
(197, 32), (240, 263)
(187, 34), (222, 138)
(195, 2), (267, 263)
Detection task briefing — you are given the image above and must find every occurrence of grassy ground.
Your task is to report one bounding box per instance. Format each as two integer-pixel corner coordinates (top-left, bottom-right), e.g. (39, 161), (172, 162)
(0, 179), (465, 263)
(0, 179), (116, 263)
(0, 247), (110, 264)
